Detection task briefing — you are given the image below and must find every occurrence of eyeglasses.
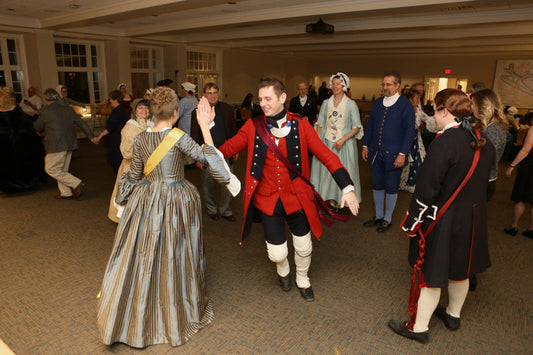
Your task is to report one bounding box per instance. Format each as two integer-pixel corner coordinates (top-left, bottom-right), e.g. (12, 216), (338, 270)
(205, 91), (219, 95)
(381, 83), (394, 87)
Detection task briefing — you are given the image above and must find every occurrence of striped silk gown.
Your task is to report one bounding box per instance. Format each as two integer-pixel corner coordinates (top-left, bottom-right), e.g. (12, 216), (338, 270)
(97, 129), (229, 348)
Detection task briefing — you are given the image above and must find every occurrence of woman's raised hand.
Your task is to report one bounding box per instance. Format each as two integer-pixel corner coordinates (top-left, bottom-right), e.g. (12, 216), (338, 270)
(196, 97), (215, 127)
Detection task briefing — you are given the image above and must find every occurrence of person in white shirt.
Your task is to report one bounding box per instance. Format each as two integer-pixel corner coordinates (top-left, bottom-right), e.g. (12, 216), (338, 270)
(19, 86), (43, 120)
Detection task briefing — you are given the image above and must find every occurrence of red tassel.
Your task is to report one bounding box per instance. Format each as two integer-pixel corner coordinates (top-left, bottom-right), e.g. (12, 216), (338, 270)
(407, 229), (427, 331)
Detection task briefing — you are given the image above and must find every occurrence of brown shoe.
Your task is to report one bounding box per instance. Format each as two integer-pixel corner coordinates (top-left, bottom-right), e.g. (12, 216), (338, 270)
(72, 182), (84, 199)
(54, 194), (73, 200)
(222, 214), (236, 222)
(208, 213), (220, 221)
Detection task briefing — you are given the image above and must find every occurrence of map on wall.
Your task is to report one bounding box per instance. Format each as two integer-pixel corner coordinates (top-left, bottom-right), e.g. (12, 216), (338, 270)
(493, 60), (533, 108)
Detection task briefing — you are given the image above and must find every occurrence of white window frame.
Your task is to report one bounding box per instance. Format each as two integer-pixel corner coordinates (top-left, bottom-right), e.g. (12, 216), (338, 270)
(54, 38), (107, 104)
(130, 44), (163, 87)
(185, 46), (222, 96)
(0, 34), (28, 102)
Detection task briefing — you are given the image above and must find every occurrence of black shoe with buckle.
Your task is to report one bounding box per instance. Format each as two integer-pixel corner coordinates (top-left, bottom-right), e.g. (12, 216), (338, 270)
(298, 286), (314, 302)
(504, 227), (518, 236)
(522, 230), (533, 239)
(363, 217), (383, 228)
(278, 274), (292, 292)
(377, 220), (392, 233)
(388, 320), (429, 344)
(469, 275), (477, 291)
(434, 306), (460, 330)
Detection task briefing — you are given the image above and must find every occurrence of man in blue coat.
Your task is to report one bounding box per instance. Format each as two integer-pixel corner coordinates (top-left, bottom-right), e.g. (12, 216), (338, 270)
(362, 71), (416, 232)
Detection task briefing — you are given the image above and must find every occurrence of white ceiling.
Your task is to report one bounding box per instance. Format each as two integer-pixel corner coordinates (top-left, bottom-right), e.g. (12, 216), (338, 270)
(1, 0), (533, 56)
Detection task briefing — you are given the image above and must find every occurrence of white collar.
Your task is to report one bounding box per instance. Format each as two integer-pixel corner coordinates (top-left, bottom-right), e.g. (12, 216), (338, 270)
(383, 92), (400, 107)
(270, 115), (291, 138)
(147, 126), (171, 132)
(437, 121), (460, 135)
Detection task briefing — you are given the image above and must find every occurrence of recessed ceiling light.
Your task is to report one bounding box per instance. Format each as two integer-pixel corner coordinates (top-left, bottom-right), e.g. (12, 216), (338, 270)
(69, 4), (81, 9)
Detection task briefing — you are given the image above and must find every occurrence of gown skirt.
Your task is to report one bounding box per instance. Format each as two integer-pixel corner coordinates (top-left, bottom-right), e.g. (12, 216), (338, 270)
(97, 131), (228, 348)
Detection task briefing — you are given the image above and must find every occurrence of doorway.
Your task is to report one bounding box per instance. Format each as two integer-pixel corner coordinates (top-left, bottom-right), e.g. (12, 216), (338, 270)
(425, 77), (468, 105)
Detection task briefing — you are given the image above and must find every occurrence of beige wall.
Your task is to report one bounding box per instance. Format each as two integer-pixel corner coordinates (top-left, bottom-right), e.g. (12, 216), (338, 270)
(219, 52), (533, 106)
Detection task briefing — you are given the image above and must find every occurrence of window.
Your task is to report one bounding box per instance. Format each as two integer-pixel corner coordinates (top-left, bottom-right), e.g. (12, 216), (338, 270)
(186, 50), (219, 96)
(130, 45), (162, 98)
(187, 51), (216, 72)
(0, 36), (25, 102)
(55, 40), (105, 104)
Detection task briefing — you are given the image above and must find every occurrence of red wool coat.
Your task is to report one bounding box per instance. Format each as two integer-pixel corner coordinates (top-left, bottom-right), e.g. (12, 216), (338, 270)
(218, 113), (351, 242)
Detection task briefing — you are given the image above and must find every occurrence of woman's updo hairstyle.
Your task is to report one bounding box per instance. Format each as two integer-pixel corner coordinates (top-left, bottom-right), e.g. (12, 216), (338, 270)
(435, 88), (486, 149)
(0, 86), (16, 109)
(150, 87), (179, 120)
(434, 88), (472, 119)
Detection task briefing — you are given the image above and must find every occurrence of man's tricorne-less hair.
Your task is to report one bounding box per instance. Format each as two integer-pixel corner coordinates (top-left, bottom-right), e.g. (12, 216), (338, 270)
(258, 78), (286, 97)
(384, 71), (402, 85)
(43, 88), (60, 102)
(203, 82), (219, 93)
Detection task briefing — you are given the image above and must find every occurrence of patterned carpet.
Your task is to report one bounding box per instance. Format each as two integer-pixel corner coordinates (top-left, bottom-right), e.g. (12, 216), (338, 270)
(0, 139), (531, 354)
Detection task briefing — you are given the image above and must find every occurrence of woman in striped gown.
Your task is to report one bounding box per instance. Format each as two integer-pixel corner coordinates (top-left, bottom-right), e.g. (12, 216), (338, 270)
(97, 88), (229, 348)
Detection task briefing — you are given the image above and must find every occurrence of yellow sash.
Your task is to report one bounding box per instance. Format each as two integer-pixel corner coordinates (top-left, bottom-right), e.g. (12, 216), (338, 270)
(144, 128), (185, 177)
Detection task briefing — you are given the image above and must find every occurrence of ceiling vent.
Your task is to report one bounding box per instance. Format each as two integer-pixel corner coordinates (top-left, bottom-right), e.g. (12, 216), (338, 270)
(306, 18), (334, 34)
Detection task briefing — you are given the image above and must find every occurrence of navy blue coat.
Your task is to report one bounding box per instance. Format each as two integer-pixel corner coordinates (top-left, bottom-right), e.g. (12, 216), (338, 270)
(363, 96), (416, 169)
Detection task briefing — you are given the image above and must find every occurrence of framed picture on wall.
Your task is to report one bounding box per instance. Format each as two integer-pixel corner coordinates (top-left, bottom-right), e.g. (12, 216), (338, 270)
(493, 60), (533, 108)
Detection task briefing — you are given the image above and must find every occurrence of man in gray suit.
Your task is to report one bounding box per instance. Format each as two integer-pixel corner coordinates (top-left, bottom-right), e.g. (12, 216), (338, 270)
(34, 88), (97, 199)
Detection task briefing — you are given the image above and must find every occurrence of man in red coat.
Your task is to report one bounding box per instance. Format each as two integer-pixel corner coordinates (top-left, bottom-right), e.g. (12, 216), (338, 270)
(214, 78), (359, 302)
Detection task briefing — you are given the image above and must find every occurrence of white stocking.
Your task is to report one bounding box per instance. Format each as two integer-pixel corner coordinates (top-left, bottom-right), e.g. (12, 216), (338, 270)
(265, 241), (290, 277)
(447, 279), (469, 318)
(292, 232), (312, 288)
(413, 287), (441, 332)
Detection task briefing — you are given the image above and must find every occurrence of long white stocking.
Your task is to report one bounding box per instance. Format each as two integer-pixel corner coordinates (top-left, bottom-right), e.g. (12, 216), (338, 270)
(413, 287), (441, 332)
(265, 241), (290, 277)
(447, 279), (469, 318)
(292, 232), (312, 289)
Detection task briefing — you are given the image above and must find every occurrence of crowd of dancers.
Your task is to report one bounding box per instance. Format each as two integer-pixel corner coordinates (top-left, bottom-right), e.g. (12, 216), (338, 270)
(1, 72), (532, 348)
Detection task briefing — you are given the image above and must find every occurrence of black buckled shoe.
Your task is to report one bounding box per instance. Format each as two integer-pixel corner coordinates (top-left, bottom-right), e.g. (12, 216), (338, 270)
(377, 220), (392, 233)
(363, 217), (383, 228)
(388, 320), (429, 344)
(298, 286), (314, 302)
(469, 275), (477, 291)
(503, 227), (518, 236)
(522, 230), (533, 239)
(278, 274), (292, 292)
(434, 306), (460, 330)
